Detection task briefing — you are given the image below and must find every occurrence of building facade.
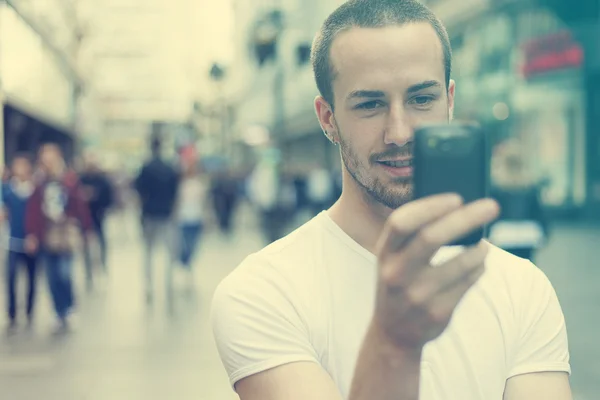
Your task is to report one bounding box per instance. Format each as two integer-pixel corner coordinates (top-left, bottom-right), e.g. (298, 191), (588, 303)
(0, 0), (80, 164)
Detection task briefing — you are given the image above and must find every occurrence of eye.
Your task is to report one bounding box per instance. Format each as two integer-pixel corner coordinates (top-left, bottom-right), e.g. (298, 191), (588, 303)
(355, 100), (385, 111)
(409, 95), (436, 108)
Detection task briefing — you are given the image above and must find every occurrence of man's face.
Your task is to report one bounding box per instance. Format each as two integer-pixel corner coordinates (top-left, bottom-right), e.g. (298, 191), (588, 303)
(11, 158), (31, 180)
(316, 23), (455, 210)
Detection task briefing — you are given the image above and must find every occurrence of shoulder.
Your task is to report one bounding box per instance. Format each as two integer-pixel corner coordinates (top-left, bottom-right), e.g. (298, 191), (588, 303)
(480, 244), (560, 315)
(212, 216), (333, 330)
(216, 219), (326, 299)
(211, 220), (329, 386)
(484, 243), (546, 281)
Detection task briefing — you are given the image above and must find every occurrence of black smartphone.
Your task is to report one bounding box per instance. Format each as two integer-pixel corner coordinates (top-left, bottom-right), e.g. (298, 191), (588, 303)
(413, 122), (489, 246)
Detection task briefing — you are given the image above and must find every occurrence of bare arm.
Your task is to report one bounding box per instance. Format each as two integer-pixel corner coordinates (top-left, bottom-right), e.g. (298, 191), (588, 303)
(504, 372), (572, 400)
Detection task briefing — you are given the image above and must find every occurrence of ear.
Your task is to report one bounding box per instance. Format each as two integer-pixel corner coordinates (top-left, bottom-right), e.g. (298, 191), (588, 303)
(314, 96), (339, 144)
(448, 79), (456, 121)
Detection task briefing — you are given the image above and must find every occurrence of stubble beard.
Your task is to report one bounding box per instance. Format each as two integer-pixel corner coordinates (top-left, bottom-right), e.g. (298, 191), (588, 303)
(338, 133), (413, 211)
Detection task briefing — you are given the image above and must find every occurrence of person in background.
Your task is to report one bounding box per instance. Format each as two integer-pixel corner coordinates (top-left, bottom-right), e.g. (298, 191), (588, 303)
(80, 153), (115, 288)
(25, 144), (93, 333)
(306, 163), (335, 216)
(246, 157), (282, 244)
(134, 135), (180, 304)
(210, 165), (240, 237)
(2, 154), (38, 330)
(175, 151), (208, 275)
(489, 144), (548, 261)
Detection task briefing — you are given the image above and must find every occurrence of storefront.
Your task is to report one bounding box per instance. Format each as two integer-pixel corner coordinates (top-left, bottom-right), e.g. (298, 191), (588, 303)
(0, 2), (77, 165)
(452, 5), (589, 216)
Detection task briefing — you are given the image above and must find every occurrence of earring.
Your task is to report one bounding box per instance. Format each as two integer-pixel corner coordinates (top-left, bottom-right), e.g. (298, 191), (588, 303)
(324, 130), (337, 145)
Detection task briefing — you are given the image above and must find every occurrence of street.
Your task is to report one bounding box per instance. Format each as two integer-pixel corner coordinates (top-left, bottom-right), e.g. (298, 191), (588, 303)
(0, 210), (598, 399)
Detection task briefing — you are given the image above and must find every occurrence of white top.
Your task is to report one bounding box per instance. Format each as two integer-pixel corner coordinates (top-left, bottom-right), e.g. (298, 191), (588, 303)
(176, 176), (206, 223)
(307, 168), (333, 202)
(247, 164), (279, 210)
(211, 212), (570, 399)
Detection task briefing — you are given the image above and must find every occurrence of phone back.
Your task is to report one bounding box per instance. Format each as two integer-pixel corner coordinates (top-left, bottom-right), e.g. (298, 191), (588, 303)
(413, 123), (488, 246)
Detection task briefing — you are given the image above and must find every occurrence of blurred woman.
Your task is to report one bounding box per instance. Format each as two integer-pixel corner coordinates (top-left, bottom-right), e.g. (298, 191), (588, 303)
(175, 156), (208, 272)
(489, 144), (548, 261)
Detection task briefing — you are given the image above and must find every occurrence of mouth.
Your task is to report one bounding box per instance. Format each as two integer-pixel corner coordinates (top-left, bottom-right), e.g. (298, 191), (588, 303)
(376, 159), (413, 178)
(377, 159), (412, 168)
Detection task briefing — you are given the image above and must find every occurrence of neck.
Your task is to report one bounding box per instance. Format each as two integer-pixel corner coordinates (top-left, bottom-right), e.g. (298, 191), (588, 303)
(328, 174), (392, 254)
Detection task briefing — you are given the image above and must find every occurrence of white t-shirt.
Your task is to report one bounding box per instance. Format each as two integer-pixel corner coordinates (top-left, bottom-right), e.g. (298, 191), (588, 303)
(211, 212), (570, 399)
(176, 176), (206, 224)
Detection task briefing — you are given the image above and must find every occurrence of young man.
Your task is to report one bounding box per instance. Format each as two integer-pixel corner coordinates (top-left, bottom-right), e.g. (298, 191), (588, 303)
(211, 1), (571, 399)
(26, 144), (93, 332)
(2, 154), (38, 328)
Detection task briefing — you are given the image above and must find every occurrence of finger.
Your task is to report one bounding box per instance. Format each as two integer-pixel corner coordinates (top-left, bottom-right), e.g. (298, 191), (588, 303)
(386, 241), (486, 300)
(424, 245), (489, 323)
(377, 193), (463, 258)
(403, 198), (499, 267)
(401, 241), (488, 301)
(427, 266), (485, 325)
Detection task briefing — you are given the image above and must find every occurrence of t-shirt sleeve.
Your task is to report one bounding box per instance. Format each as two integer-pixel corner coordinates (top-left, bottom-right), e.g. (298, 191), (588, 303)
(508, 263), (571, 378)
(210, 254), (320, 388)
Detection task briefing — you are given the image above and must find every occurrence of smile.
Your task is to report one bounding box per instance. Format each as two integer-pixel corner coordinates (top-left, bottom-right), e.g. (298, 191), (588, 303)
(378, 159), (412, 168)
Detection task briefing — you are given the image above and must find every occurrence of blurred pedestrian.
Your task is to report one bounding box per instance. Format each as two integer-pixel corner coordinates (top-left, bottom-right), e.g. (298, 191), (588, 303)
(306, 164), (335, 216)
(2, 154), (38, 330)
(247, 160), (287, 244)
(80, 153), (115, 288)
(489, 145), (549, 260)
(175, 154), (208, 272)
(134, 135), (179, 304)
(210, 166), (240, 237)
(25, 144), (93, 333)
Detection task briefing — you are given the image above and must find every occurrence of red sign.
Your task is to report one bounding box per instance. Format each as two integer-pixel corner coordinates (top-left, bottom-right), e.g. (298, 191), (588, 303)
(521, 30), (584, 78)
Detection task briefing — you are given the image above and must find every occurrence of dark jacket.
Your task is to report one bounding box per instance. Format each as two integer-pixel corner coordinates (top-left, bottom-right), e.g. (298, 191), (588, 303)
(80, 171), (114, 221)
(134, 158), (179, 218)
(491, 184), (549, 235)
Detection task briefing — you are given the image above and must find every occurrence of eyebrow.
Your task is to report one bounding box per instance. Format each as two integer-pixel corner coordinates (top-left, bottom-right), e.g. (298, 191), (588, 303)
(407, 80), (442, 94)
(347, 90), (385, 101)
(346, 80), (443, 102)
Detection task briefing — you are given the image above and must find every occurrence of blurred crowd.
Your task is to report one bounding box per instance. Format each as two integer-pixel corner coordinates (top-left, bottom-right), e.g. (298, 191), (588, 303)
(0, 132), (343, 334)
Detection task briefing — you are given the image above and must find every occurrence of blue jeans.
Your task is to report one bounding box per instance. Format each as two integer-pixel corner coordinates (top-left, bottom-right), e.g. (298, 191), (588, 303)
(44, 253), (74, 319)
(179, 223), (203, 268)
(6, 251), (38, 321)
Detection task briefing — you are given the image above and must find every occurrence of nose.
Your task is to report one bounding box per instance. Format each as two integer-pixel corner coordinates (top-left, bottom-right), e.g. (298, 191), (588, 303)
(383, 105), (413, 147)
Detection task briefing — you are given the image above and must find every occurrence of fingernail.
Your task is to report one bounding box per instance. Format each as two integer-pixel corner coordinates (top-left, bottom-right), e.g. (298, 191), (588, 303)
(483, 199), (500, 213)
(447, 193), (463, 206)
